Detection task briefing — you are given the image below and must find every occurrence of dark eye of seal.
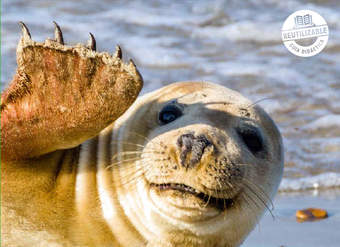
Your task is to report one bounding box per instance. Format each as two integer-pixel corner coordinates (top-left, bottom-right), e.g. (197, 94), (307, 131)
(159, 104), (182, 125)
(237, 127), (263, 154)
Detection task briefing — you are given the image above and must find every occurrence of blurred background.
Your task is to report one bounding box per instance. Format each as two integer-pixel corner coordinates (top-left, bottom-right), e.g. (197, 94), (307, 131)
(2, 0), (340, 246)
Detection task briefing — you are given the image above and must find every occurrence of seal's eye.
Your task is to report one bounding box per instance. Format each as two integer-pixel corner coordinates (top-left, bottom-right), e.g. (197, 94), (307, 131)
(237, 128), (263, 154)
(159, 104), (182, 125)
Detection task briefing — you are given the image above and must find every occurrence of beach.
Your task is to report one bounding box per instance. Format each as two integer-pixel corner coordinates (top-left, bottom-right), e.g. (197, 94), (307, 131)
(243, 189), (340, 247)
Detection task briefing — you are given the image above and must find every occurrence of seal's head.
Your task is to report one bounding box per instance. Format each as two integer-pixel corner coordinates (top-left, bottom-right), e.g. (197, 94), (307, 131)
(112, 82), (284, 247)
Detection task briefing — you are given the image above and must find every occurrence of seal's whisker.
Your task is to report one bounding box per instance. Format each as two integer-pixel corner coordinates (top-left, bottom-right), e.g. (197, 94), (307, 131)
(113, 151), (148, 156)
(233, 163), (274, 210)
(243, 181), (270, 210)
(244, 186), (265, 211)
(112, 150), (159, 161)
(242, 181), (275, 220)
(110, 141), (148, 149)
(215, 181), (223, 197)
(121, 171), (145, 187)
(112, 158), (167, 188)
(241, 176), (273, 208)
(176, 91), (196, 101)
(148, 139), (167, 153)
(112, 158), (157, 172)
(240, 193), (252, 212)
(114, 163), (152, 186)
(119, 169), (144, 183)
(222, 179), (235, 190)
(246, 97), (275, 109)
(203, 101), (232, 107)
(215, 179), (234, 198)
(106, 156), (153, 170)
(113, 155), (163, 165)
(203, 193), (212, 209)
(242, 177), (274, 210)
(116, 171), (146, 189)
(240, 193), (261, 224)
(241, 189), (262, 214)
(111, 139), (159, 152)
(121, 168), (156, 190)
(108, 157), (145, 168)
(126, 131), (152, 143)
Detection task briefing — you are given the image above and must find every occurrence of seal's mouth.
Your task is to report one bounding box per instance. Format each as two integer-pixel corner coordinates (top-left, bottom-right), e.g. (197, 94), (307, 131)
(150, 183), (233, 211)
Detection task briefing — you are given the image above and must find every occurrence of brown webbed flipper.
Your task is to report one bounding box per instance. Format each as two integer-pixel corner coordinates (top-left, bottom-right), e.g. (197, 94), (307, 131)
(1, 22), (143, 161)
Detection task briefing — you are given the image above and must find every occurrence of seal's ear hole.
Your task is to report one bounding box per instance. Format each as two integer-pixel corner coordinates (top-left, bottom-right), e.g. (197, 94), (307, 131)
(236, 128), (263, 155)
(159, 104), (183, 125)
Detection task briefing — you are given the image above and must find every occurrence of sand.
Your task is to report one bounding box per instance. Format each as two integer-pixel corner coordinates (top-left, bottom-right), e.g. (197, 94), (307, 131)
(242, 188), (340, 247)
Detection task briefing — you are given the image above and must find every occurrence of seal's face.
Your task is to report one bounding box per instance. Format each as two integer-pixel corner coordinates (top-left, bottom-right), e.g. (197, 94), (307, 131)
(112, 82), (283, 246)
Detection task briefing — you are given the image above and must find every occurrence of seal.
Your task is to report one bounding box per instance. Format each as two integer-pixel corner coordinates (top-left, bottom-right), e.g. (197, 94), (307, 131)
(1, 23), (284, 247)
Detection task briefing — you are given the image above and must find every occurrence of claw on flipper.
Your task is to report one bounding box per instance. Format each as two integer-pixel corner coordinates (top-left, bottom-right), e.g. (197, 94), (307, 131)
(19, 21), (31, 40)
(2, 21), (144, 160)
(129, 59), (138, 72)
(114, 45), (122, 59)
(87, 33), (96, 51)
(53, 21), (64, 45)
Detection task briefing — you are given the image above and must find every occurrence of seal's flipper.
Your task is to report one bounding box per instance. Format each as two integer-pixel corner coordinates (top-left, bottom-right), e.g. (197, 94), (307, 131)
(1, 22), (143, 161)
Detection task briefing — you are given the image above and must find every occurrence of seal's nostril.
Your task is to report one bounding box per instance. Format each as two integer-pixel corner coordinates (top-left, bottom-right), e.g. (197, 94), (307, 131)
(177, 133), (194, 149)
(177, 133), (212, 168)
(196, 135), (211, 147)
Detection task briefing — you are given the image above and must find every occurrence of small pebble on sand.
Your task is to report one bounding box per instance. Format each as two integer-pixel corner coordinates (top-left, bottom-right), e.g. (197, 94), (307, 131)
(296, 208), (328, 222)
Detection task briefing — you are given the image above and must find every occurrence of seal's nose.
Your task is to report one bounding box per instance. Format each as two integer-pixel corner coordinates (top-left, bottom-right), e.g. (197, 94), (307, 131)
(176, 133), (212, 168)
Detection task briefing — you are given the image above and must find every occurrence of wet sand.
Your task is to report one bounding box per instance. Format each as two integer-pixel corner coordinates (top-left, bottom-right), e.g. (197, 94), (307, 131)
(242, 189), (340, 247)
